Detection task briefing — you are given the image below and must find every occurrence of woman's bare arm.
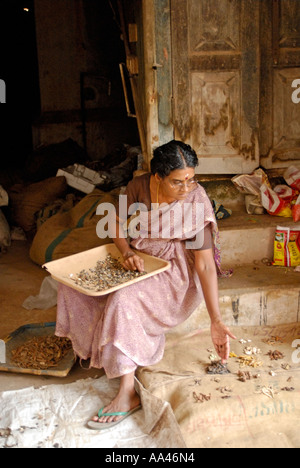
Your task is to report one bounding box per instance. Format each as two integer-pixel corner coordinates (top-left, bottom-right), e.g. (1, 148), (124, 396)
(109, 214), (144, 272)
(194, 248), (236, 361)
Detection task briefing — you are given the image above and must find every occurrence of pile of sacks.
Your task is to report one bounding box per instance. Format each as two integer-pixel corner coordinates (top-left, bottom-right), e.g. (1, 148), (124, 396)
(232, 165), (300, 222)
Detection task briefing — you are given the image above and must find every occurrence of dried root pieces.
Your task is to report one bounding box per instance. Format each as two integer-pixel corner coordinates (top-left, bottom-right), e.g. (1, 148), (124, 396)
(237, 354), (263, 368)
(11, 336), (72, 370)
(206, 361), (230, 375)
(193, 392), (211, 403)
(256, 386), (277, 399)
(267, 350), (285, 361)
(243, 346), (261, 356)
(216, 386), (232, 399)
(263, 336), (284, 346)
(237, 370), (260, 382)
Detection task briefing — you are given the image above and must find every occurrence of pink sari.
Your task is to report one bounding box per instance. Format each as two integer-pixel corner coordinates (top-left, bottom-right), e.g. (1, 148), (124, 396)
(56, 184), (228, 379)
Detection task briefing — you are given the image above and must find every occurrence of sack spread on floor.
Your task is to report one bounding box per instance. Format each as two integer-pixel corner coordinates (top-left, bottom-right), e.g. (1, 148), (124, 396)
(0, 376), (185, 449)
(137, 324), (300, 448)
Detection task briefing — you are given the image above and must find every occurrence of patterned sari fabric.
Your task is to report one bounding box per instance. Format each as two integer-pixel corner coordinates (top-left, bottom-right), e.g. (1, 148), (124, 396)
(56, 182), (230, 379)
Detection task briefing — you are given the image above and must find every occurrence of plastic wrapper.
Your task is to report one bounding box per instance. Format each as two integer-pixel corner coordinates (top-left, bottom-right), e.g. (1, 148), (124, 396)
(22, 276), (58, 310)
(232, 169), (270, 215)
(273, 226), (300, 267)
(261, 183), (299, 218)
(292, 194), (300, 223)
(232, 168), (270, 196)
(260, 184), (292, 217)
(284, 166), (300, 191)
(232, 166), (300, 219)
(245, 194), (265, 215)
(274, 185), (297, 203)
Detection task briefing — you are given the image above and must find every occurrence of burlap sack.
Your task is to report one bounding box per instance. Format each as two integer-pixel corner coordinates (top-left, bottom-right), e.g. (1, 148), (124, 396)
(137, 323), (300, 448)
(8, 176), (68, 233)
(0, 185), (9, 207)
(0, 209), (11, 251)
(30, 188), (121, 266)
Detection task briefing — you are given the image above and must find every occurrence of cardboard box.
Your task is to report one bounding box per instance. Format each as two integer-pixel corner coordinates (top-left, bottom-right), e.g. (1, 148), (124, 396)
(57, 164), (107, 194)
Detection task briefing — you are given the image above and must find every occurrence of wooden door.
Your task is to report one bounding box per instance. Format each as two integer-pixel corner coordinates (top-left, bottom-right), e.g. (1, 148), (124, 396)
(260, 0), (300, 169)
(171, 0), (260, 174)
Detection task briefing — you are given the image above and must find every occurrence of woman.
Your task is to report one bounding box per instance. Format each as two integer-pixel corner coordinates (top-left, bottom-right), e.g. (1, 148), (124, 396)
(56, 140), (236, 429)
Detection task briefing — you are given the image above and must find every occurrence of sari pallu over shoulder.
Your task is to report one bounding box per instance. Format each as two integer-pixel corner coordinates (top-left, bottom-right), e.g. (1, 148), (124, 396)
(128, 184), (233, 278)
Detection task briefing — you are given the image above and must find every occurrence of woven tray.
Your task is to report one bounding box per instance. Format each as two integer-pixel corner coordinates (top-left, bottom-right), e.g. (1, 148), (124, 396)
(43, 243), (171, 296)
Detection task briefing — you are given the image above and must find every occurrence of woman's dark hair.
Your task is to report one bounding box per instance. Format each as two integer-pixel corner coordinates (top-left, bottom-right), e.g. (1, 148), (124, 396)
(150, 140), (199, 178)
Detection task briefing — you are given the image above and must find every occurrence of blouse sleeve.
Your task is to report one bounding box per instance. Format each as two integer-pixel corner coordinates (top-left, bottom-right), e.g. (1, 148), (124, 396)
(189, 224), (213, 251)
(116, 178), (140, 222)
(197, 224), (213, 251)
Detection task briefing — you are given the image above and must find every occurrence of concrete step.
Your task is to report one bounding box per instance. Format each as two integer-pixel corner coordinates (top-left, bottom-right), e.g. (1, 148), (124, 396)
(168, 263), (300, 339)
(201, 175), (298, 266)
(218, 211), (297, 267)
(170, 178), (300, 338)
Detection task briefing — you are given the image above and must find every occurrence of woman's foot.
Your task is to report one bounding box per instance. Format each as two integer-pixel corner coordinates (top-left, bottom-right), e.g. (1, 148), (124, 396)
(92, 372), (141, 425)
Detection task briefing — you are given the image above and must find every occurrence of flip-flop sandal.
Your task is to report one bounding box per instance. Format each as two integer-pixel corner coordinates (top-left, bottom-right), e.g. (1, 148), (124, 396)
(87, 405), (142, 430)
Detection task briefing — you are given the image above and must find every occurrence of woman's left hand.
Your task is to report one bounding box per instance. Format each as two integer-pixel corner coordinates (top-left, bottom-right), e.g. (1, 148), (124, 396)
(211, 320), (237, 363)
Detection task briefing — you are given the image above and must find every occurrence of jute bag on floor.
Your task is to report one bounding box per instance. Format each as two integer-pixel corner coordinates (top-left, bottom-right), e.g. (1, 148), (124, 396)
(9, 176), (68, 233)
(30, 188), (120, 265)
(137, 323), (300, 448)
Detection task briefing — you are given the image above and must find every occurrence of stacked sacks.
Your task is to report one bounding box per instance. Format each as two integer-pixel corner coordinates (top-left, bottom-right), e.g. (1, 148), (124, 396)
(8, 176), (68, 236)
(30, 188), (121, 266)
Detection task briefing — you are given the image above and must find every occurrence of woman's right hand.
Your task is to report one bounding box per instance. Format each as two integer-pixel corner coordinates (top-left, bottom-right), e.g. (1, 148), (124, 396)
(122, 251), (145, 273)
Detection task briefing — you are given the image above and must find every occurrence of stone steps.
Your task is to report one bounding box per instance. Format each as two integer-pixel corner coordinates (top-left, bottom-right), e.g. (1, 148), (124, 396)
(218, 264), (300, 326)
(218, 211), (296, 267)
(168, 209), (300, 338)
(169, 263), (300, 339)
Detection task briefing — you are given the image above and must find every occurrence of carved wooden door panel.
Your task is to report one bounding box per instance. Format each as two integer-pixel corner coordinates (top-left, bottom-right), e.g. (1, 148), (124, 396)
(260, 0), (300, 169)
(171, 0), (260, 174)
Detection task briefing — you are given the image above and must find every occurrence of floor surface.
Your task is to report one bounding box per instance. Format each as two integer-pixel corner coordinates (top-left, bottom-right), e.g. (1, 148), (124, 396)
(1, 241), (299, 448)
(0, 241), (102, 392)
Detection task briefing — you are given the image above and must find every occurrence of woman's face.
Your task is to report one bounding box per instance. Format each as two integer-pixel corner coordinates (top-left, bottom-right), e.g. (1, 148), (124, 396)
(157, 167), (197, 200)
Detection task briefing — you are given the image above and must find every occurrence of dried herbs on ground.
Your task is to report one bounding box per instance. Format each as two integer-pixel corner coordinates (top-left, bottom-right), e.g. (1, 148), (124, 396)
(11, 336), (73, 370)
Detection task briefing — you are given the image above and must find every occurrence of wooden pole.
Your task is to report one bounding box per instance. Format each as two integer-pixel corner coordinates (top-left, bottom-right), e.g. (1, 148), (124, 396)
(117, 0), (147, 158)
